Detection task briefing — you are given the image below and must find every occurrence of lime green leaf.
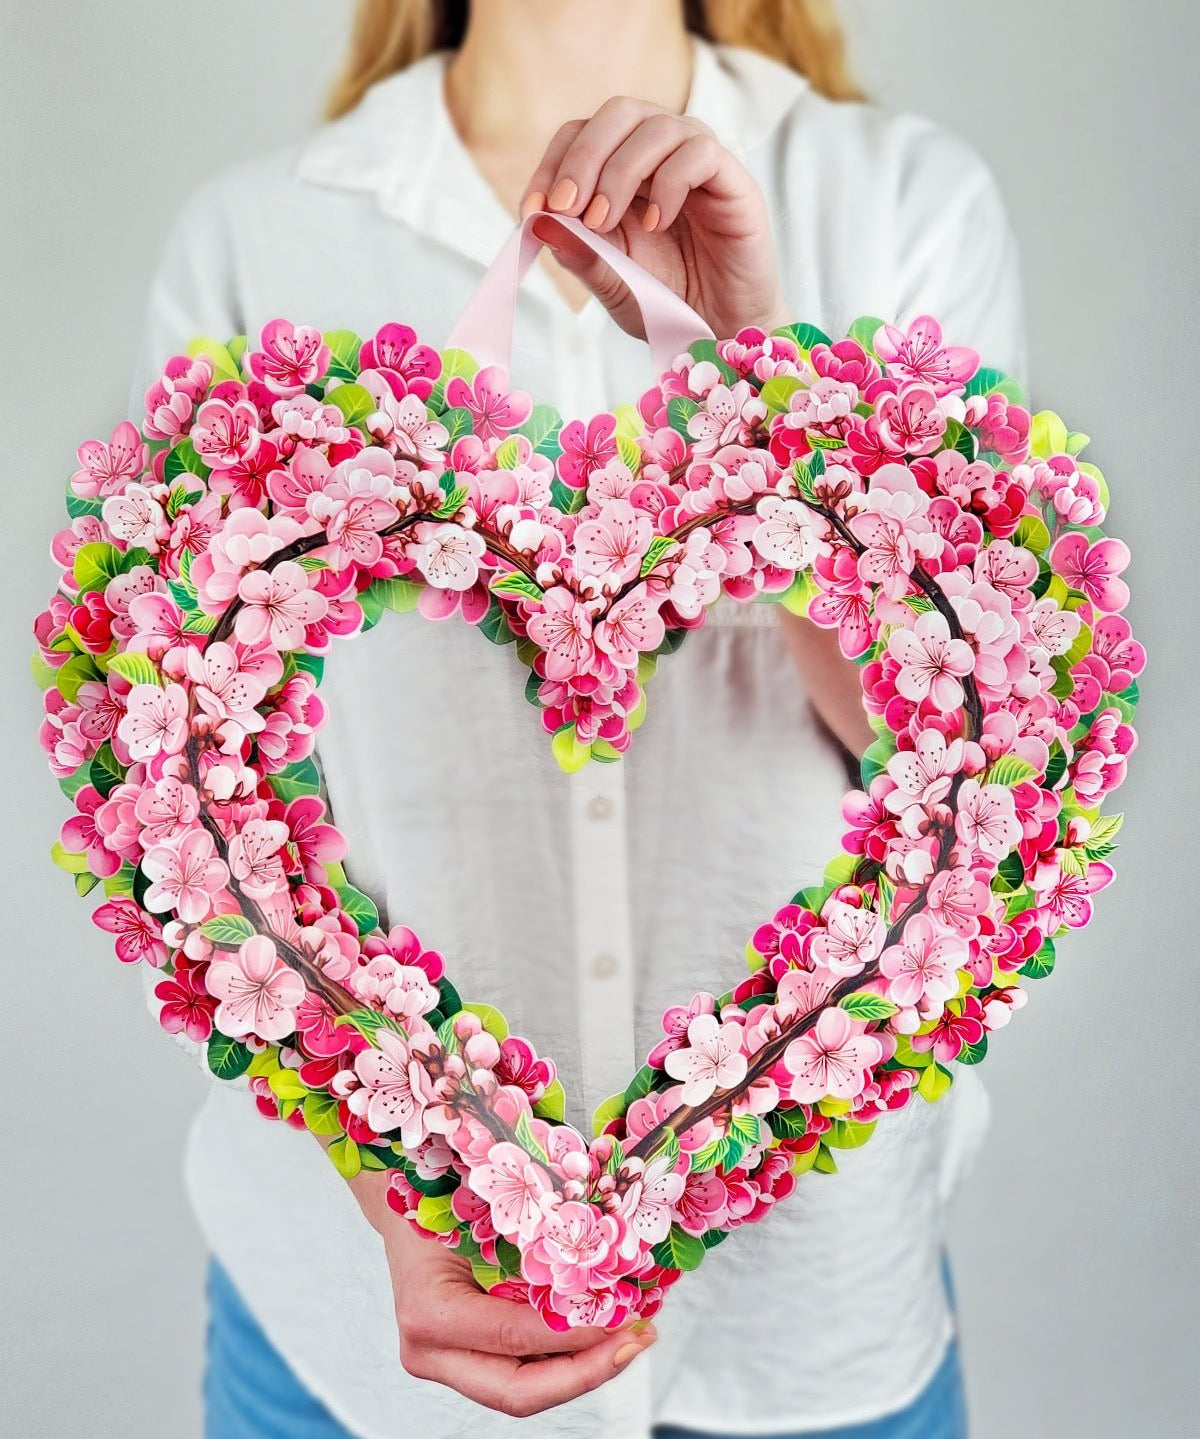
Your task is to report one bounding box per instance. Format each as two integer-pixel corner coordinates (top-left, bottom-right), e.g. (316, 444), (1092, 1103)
(640, 535), (678, 577)
(325, 383), (375, 427)
(551, 724), (591, 774)
(1030, 410), (1069, 459)
(985, 754), (1040, 787)
(327, 1135), (363, 1179)
(55, 653), (104, 704)
(840, 991), (898, 1021)
(199, 913), (257, 948)
(533, 1078), (566, 1123)
(268, 1067), (308, 1101)
(414, 1192), (458, 1234)
(461, 1003), (510, 1042)
(323, 329), (362, 382)
(847, 315), (885, 358)
(616, 432), (642, 474)
(163, 437), (210, 484)
(73, 542), (124, 594)
(493, 436), (521, 469)
(826, 1118), (877, 1149)
(187, 336), (242, 385)
(490, 570), (544, 603)
(1013, 514), (1052, 556)
(302, 1091), (345, 1137)
(434, 483), (469, 519)
(591, 1090), (627, 1136)
(50, 840), (91, 875)
(108, 652), (163, 688)
(917, 1062), (954, 1103)
(1083, 812), (1123, 860)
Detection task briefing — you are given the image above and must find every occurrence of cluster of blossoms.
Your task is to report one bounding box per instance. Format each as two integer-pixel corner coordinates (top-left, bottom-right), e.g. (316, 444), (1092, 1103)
(36, 312), (1140, 1328)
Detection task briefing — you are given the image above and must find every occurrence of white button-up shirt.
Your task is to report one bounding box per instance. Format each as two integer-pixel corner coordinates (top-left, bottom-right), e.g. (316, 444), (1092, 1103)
(135, 35), (1025, 1439)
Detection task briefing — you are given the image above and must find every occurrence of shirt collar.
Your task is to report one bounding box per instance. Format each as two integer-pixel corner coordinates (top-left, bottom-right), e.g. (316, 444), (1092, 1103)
(294, 34), (807, 284)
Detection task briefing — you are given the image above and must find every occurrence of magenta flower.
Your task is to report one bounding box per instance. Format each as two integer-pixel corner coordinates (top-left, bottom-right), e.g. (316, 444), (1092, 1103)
(92, 897), (168, 967)
(245, 320), (330, 397)
(1049, 531), (1131, 613)
(557, 413), (617, 489)
(206, 934), (305, 1043)
(192, 397), (262, 469)
(141, 829), (229, 923)
(445, 365), (532, 443)
(874, 315), (979, 396)
(154, 966), (215, 1042)
(877, 384), (948, 456)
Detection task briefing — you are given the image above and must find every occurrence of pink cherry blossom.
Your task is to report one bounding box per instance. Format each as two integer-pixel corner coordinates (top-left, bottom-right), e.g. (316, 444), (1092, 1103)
(347, 1028), (427, 1146)
(663, 1013), (748, 1104)
(810, 899), (886, 977)
(527, 587), (595, 680)
(445, 365), (532, 443)
(558, 413), (618, 490)
(206, 934), (306, 1042)
(573, 501), (652, 587)
(192, 397), (262, 468)
(141, 828), (229, 923)
(235, 562), (329, 649)
(467, 1141), (555, 1242)
(753, 495), (818, 570)
(874, 315), (979, 396)
(117, 682), (189, 760)
(887, 610), (976, 709)
(879, 913), (964, 1009)
(1049, 531), (1131, 613)
(783, 1007), (885, 1103)
(954, 779), (1022, 862)
(227, 817), (290, 900)
(92, 897), (169, 967)
(71, 421), (147, 498)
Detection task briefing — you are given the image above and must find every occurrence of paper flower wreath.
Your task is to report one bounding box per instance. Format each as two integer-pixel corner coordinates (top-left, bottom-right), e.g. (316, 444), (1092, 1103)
(36, 222), (1141, 1331)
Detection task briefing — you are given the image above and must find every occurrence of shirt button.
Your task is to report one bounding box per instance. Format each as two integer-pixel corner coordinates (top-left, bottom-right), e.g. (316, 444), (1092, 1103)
(590, 952), (619, 980)
(586, 794), (614, 822)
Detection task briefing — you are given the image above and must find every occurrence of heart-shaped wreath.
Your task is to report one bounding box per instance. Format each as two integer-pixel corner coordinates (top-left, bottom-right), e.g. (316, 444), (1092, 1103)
(35, 218), (1141, 1331)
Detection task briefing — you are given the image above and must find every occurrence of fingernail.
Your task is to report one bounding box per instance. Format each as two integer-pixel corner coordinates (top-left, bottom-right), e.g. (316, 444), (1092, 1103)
(582, 193), (609, 228)
(642, 202), (661, 232)
(521, 190), (546, 218)
(613, 1341), (644, 1368)
(548, 177), (578, 210)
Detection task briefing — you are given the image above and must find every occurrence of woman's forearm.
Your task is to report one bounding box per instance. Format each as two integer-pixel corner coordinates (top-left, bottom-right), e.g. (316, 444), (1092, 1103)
(777, 610), (875, 757)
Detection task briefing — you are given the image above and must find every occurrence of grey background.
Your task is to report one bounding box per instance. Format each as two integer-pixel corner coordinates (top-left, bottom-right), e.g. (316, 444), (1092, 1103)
(1, 2), (1195, 1435)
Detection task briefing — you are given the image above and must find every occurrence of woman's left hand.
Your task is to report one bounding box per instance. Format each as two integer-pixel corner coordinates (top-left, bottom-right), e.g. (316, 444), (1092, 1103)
(519, 97), (789, 340)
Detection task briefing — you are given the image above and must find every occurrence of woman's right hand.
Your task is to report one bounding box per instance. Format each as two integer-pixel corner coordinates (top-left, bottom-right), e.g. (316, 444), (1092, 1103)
(349, 1167), (657, 1416)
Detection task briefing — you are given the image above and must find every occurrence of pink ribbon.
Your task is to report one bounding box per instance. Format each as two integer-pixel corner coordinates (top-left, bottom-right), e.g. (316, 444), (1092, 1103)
(445, 209), (715, 375)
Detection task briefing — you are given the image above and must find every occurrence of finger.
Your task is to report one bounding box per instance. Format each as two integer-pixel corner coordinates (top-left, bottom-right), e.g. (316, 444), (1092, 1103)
(403, 1276), (617, 1357)
(643, 131), (731, 232)
(528, 214), (640, 331)
(540, 95), (663, 218)
(403, 1328), (657, 1418)
(586, 115), (709, 233)
(520, 119), (586, 216)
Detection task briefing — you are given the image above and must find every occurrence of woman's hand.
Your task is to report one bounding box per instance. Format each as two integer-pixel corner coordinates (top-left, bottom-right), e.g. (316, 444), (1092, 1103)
(346, 1165), (656, 1417)
(519, 96), (789, 340)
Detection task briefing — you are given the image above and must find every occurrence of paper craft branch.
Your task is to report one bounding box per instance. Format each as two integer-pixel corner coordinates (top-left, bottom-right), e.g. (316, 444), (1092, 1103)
(36, 214), (1141, 1330)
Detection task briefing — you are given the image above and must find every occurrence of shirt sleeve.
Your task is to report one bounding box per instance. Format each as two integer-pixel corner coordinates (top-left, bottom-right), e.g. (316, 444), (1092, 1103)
(889, 122), (1029, 388)
(131, 179), (248, 1081)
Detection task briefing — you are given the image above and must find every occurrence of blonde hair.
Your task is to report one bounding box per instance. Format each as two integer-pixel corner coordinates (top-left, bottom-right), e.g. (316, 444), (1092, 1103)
(326, 0), (862, 121)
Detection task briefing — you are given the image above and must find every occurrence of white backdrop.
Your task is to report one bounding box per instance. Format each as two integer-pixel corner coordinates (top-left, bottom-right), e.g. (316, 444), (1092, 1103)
(1, 3), (1195, 1436)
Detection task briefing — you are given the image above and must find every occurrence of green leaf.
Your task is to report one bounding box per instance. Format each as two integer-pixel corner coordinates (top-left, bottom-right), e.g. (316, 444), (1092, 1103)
(516, 404), (563, 456)
(206, 1033), (253, 1081)
(807, 431), (846, 451)
(55, 653), (104, 704)
(812, 1144), (839, 1174)
(493, 435), (521, 469)
(302, 1091), (344, 1136)
(73, 542), (124, 594)
(165, 484), (203, 521)
(623, 1064), (658, 1107)
(847, 315), (886, 359)
(490, 570), (544, 603)
(1013, 514), (1052, 556)
(183, 610), (219, 634)
(769, 1106), (808, 1140)
(638, 535), (678, 577)
(199, 913), (257, 948)
(760, 376), (805, 416)
(551, 723), (591, 774)
(1030, 409), (1069, 459)
(667, 395), (700, 435)
(75, 871), (101, 897)
(957, 1033), (989, 1066)
(995, 850), (1027, 892)
(549, 478), (586, 514)
(651, 1225), (707, 1273)
(614, 431), (641, 475)
(336, 882), (380, 936)
(591, 1091), (627, 1136)
(461, 1002), (510, 1042)
(478, 597), (516, 646)
(840, 991), (899, 1021)
(325, 383), (375, 427)
(88, 742), (124, 799)
(323, 328), (363, 382)
(1020, 937), (1057, 980)
(1084, 812), (1124, 860)
(771, 321), (832, 353)
(268, 757), (323, 802)
(107, 652), (163, 688)
(860, 735), (895, 787)
(688, 337), (738, 383)
(434, 483), (470, 519)
(66, 491), (106, 520)
(942, 418), (977, 462)
(533, 1078), (566, 1122)
(268, 1067), (308, 1101)
(513, 1109), (550, 1165)
(359, 577), (421, 628)
(163, 437), (210, 484)
(985, 754), (1040, 787)
(50, 839), (91, 875)
(692, 1113), (761, 1173)
(334, 1007), (404, 1046)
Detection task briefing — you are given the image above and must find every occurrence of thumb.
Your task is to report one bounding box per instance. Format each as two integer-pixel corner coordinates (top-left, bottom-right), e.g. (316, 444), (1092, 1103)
(530, 214), (640, 333)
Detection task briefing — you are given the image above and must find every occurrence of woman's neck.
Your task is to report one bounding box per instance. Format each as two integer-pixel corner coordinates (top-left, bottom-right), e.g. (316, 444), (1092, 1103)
(445, 0), (694, 159)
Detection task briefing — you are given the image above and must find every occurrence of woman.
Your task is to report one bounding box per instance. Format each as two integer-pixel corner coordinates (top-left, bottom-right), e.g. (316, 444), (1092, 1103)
(135, 1), (1025, 1434)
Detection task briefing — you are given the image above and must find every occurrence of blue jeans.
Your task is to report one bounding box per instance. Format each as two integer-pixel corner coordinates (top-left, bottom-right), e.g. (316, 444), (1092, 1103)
(204, 1258), (967, 1438)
